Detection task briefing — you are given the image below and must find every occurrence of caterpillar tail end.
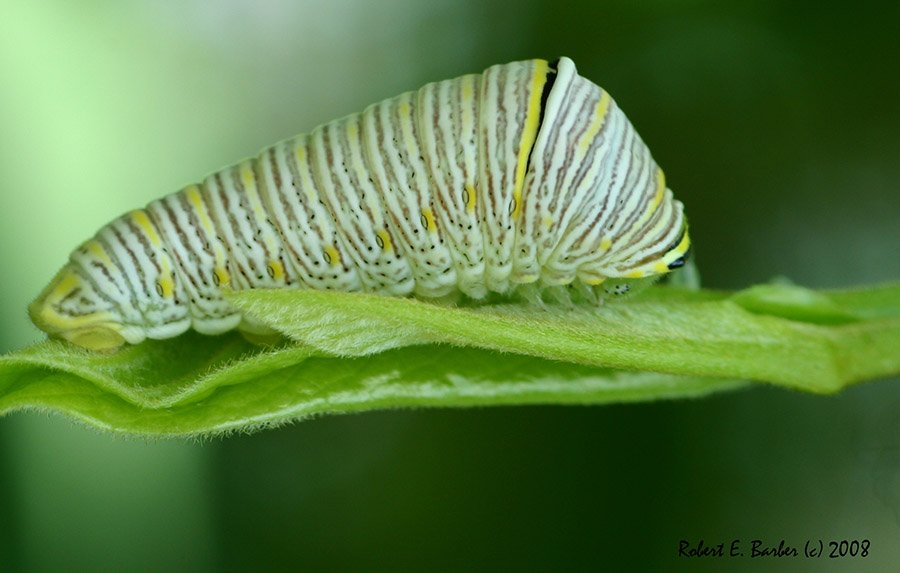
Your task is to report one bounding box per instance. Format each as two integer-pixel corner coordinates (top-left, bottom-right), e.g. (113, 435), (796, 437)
(29, 265), (129, 352)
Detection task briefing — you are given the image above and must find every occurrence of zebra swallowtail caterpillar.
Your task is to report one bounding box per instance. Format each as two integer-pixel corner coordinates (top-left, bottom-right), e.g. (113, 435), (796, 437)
(30, 57), (691, 351)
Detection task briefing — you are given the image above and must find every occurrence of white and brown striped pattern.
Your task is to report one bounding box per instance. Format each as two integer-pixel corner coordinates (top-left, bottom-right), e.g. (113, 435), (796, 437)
(30, 57), (691, 350)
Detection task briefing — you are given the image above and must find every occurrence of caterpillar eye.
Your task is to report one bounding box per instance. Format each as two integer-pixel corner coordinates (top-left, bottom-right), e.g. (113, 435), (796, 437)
(667, 245), (692, 270)
(33, 56), (691, 349)
(668, 257), (686, 270)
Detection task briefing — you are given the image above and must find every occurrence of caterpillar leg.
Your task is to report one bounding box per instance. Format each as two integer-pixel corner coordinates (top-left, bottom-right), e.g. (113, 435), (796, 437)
(514, 282), (547, 308)
(600, 276), (661, 300)
(572, 280), (601, 305)
(239, 330), (286, 346)
(543, 285), (575, 308)
(237, 316), (285, 347)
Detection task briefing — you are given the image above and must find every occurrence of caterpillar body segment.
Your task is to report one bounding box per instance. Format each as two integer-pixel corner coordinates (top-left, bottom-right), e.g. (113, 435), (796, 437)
(30, 57), (691, 351)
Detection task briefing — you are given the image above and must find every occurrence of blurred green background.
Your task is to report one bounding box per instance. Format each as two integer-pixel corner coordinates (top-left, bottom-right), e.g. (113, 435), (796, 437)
(2, 1), (899, 571)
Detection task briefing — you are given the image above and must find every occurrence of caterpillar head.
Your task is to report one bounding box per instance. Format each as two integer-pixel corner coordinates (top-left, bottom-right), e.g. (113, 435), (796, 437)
(29, 264), (142, 351)
(618, 224), (692, 282)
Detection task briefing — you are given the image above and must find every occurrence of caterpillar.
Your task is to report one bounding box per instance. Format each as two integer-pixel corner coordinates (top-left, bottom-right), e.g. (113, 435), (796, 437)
(29, 57), (691, 351)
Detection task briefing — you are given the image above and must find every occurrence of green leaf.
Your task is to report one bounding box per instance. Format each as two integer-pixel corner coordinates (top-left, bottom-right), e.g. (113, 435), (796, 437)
(226, 282), (900, 392)
(0, 335), (745, 436)
(2, 281), (899, 437)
